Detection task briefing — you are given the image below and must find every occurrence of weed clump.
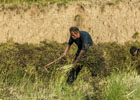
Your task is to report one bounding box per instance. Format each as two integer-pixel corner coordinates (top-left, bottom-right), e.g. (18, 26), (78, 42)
(0, 40), (140, 99)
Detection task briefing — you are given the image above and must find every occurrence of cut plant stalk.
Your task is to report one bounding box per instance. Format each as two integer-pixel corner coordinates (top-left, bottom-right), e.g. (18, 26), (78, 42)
(58, 64), (74, 72)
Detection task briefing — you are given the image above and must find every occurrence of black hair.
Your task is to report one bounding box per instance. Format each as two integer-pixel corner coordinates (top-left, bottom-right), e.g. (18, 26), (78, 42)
(69, 26), (79, 34)
(130, 46), (137, 56)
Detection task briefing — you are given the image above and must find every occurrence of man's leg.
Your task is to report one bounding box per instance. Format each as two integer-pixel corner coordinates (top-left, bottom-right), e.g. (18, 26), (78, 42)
(66, 49), (82, 85)
(66, 65), (83, 85)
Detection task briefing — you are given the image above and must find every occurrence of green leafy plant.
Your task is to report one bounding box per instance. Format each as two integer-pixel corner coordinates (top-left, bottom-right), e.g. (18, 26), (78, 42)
(132, 32), (139, 39)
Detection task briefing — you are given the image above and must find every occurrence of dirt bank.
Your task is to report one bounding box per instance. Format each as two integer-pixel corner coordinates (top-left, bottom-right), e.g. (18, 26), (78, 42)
(0, 0), (140, 44)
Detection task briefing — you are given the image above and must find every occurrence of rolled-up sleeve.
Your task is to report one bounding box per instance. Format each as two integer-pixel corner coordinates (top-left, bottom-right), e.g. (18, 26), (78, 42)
(81, 36), (88, 50)
(68, 36), (74, 46)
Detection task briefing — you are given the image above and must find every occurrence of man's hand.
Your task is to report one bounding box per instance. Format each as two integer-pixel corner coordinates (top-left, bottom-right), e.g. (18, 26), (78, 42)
(45, 64), (49, 67)
(73, 61), (77, 66)
(61, 52), (66, 58)
(73, 50), (85, 67)
(61, 45), (70, 58)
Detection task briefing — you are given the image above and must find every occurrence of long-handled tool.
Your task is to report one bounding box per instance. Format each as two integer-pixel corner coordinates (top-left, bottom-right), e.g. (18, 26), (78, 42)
(43, 56), (63, 72)
(45, 56), (62, 67)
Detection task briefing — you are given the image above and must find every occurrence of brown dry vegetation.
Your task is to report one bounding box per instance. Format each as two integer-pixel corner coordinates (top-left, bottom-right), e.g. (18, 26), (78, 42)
(0, 40), (140, 99)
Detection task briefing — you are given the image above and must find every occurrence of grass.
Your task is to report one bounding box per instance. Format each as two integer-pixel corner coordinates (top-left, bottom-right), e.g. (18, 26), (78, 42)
(101, 70), (140, 100)
(0, 62), (92, 99)
(0, 0), (87, 4)
(0, 40), (140, 99)
(132, 32), (139, 39)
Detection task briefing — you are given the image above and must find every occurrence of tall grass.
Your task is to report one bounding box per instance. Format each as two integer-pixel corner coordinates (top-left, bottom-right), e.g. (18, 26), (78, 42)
(101, 70), (140, 100)
(0, 40), (140, 99)
(0, 63), (93, 100)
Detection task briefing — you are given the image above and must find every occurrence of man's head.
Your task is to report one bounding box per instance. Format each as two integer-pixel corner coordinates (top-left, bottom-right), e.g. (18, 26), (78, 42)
(130, 46), (138, 56)
(69, 26), (80, 39)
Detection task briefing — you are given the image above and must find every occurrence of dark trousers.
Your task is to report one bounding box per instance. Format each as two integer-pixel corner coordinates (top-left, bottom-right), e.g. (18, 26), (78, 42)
(66, 65), (83, 85)
(66, 46), (93, 85)
(66, 49), (84, 85)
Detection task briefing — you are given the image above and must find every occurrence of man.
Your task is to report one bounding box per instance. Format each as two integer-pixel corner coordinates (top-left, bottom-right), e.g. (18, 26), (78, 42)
(130, 46), (140, 74)
(61, 26), (93, 85)
(130, 46), (140, 56)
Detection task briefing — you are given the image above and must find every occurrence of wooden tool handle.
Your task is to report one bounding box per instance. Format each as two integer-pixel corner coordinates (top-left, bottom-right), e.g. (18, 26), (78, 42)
(45, 56), (62, 67)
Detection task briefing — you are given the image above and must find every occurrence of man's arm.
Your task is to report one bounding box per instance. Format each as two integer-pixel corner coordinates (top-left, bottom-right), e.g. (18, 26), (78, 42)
(45, 44), (70, 67)
(61, 36), (73, 58)
(61, 44), (70, 58)
(73, 50), (85, 66)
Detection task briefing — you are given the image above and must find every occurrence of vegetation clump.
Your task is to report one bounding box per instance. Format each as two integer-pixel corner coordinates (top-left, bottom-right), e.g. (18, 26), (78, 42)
(0, 40), (140, 99)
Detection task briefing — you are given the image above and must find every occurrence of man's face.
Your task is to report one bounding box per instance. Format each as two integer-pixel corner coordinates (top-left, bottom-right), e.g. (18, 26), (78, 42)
(71, 31), (80, 39)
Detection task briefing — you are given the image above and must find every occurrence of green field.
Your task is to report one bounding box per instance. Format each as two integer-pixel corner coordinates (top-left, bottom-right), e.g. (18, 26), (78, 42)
(0, 40), (140, 99)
